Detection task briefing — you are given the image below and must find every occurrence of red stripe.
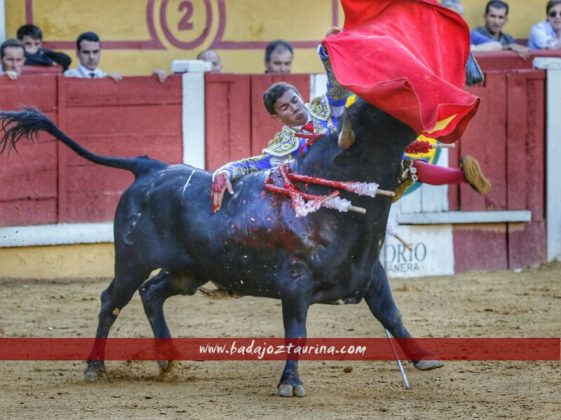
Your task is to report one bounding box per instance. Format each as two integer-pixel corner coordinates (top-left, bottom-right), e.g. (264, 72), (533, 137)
(332, 0), (339, 28)
(26, 0), (33, 23)
(0, 338), (558, 361)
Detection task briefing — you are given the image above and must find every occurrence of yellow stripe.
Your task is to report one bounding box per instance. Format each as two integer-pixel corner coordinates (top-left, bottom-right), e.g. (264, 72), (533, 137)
(426, 114), (457, 133)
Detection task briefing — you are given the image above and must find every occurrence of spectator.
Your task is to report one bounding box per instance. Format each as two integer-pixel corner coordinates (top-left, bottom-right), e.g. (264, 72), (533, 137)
(16, 24), (71, 71)
(197, 49), (222, 73)
(64, 32), (122, 80)
(0, 39), (25, 80)
(529, 0), (561, 50)
(471, 1), (530, 58)
(439, 0), (503, 52)
(264, 40), (293, 74)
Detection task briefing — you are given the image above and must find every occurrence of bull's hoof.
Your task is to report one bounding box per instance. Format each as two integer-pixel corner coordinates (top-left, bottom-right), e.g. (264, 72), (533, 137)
(413, 360), (444, 370)
(84, 365), (108, 382)
(157, 360), (173, 372)
(158, 360), (178, 381)
(278, 383), (306, 397)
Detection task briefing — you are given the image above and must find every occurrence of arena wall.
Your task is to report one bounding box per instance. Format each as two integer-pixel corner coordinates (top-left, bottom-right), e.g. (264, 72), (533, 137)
(1, 52), (561, 279)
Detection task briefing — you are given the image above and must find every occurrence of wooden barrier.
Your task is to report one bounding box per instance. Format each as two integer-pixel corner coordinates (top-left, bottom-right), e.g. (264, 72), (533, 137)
(447, 55), (550, 271)
(0, 75), (183, 225)
(0, 61), (553, 273)
(0, 75), (58, 226)
(473, 50), (561, 71)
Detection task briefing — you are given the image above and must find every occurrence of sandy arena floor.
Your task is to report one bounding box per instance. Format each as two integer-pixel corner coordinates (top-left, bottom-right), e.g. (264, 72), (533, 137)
(0, 263), (559, 419)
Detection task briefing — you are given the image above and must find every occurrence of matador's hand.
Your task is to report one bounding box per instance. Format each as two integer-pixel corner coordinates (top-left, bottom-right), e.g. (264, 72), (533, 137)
(211, 171), (233, 213)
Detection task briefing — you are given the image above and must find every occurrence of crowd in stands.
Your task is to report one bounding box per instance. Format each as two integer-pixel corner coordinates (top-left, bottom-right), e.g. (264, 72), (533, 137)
(1, 26), (121, 81)
(2, 1), (561, 81)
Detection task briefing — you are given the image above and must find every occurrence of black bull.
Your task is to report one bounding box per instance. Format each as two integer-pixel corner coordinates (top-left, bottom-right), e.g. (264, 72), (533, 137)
(0, 103), (442, 397)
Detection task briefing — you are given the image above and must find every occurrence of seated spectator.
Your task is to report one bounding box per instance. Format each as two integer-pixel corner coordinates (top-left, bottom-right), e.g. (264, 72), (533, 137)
(0, 39), (25, 80)
(471, 1), (530, 58)
(16, 24), (71, 71)
(264, 40), (293, 74)
(197, 49), (222, 73)
(529, 0), (561, 50)
(64, 32), (122, 80)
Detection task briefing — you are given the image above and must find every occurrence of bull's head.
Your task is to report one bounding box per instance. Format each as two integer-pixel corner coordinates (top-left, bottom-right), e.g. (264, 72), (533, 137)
(336, 97), (416, 157)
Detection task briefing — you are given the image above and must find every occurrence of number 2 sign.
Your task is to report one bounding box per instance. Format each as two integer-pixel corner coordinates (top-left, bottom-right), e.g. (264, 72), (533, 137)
(159, 0), (215, 49)
(178, 1), (195, 30)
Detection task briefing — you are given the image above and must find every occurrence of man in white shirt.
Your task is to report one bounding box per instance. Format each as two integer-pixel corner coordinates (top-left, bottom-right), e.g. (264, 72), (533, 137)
(529, 0), (561, 50)
(0, 39), (25, 80)
(64, 31), (121, 80)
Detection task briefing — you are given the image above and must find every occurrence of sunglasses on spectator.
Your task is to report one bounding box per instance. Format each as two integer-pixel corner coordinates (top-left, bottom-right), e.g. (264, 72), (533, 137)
(549, 10), (561, 17)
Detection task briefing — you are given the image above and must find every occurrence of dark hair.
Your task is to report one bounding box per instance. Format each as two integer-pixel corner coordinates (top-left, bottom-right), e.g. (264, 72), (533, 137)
(485, 0), (509, 15)
(16, 24), (43, 41)
(547, 0), (561, 14)
(1, 39), (25, 59)
(263, 82), (301, 115)
(264, 40), (293, 63)
(76, 32), (101, 51)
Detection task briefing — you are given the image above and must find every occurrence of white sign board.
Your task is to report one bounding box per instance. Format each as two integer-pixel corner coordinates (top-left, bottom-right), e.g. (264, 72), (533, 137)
(382, 224), (454, 278)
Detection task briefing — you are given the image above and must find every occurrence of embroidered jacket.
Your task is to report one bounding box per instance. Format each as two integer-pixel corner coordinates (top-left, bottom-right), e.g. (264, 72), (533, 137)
(215, 47), (349, 182)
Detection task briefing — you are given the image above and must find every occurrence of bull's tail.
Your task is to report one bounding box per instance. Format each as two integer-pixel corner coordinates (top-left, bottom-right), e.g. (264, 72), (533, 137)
(0, 108), (166, 176)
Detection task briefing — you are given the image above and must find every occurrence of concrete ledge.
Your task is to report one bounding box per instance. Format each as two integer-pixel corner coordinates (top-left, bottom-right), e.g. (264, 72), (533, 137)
(397, 210), (532, 225)
(0, 223), (113, 248)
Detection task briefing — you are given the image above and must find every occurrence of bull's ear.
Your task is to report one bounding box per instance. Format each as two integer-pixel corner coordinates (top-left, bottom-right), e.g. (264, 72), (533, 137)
(337, 109), (356, 150)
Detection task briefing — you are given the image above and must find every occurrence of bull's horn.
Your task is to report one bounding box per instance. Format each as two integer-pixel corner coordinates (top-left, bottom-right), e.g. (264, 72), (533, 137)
(337, 111), (356, 150)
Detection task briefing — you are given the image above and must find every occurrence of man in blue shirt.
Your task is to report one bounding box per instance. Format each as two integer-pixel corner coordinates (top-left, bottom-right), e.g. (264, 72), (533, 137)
(471, 0), (529, 58)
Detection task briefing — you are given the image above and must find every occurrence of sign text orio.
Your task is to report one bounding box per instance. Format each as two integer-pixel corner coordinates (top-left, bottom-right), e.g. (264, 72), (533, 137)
(384, 242), (428, 272)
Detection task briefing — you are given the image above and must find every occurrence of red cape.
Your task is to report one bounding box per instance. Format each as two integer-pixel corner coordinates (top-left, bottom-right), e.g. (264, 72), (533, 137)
(323, 0), (479, 143)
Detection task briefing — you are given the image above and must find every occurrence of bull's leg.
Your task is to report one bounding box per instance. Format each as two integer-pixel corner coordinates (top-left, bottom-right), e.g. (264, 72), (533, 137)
(139, 269), (201, 371)
(84, 267), (150, 381)
(364, 260), (443, 370)
(278, 298), (309, 397)
(140, 270), (174, 340)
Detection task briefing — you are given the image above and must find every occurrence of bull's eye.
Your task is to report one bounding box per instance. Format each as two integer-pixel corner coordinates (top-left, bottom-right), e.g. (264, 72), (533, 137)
(290, 260), (308, 278)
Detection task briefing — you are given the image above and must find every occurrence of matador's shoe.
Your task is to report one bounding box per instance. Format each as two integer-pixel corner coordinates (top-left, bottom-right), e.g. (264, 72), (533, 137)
(460, 155), (491, 194)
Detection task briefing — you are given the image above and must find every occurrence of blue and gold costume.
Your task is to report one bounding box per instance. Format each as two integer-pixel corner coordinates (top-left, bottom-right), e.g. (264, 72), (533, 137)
(215, 47), (349, 182)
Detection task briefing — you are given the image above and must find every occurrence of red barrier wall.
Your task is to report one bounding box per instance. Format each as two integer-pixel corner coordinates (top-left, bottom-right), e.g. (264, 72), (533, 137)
(473, 50), (561, 71)
(0, 65), (551, 272)
(0, 75), (183, 226)
(0, 75), (58, 226)
(448, 66), (547, 271)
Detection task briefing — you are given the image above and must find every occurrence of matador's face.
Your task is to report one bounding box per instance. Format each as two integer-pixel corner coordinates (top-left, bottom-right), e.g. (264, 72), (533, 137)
(272, 89), (309, 127)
